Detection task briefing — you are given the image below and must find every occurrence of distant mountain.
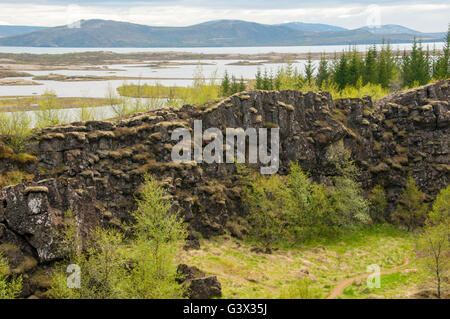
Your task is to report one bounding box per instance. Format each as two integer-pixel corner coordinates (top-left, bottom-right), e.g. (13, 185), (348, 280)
(0, 19), (445, 48)
(359, 24), (445, 39)
(0, 25), (48, 38)
(279, 22), (347, 32)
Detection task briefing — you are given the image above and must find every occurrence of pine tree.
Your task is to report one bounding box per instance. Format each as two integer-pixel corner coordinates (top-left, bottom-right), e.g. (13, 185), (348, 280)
(402, 39), (431, 86)
(304, 54), (315, 86)
(239, 76), (246, 92)
(364, 45), (378, 85)
(255, 68), (263, 89)
(221, 70), (230, 96)
(378, 42), (395, 88)
(433, 25), (450, 80)
(230, 75), (240, 94)
(316, 54), (329, 88)
(333, 51), (349, 90)
(347, 48), (362, 86)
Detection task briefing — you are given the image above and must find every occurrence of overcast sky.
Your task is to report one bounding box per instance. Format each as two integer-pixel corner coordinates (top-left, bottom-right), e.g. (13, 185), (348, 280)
(0, 0), (448, 32)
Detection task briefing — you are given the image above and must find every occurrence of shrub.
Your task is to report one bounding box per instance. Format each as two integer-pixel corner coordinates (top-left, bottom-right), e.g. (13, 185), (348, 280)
(279, 278), (322, 299)
(48, 225), (126, 299)
(326, 140), (359, 179)
(119, 174), (187, 299)
(368, 185), (388, 222)
(417, 222), (450, 299)
(330, 176), (371, 226)
(0, 112), (32, 152)
(428, 185), (450, 226)
(391, 174), (428, 230)
(49, 175), (187, 299)
(36, 90), (67, 127)
(245, 173), (293, 250)
(0, 252), (22, 299)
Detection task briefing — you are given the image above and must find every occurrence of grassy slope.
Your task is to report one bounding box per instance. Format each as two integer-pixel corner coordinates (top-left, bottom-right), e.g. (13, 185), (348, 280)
(181, 224), (435, 299)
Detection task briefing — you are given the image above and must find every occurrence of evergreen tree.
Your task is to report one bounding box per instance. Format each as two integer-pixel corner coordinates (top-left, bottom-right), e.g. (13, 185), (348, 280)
(239, 76), (246, 92)
(230, 75), (240, 94)
(333, 51), (349, 90)
(402, 39), (431, 87)
(364, 45), (378, 85)
(304, 54), (315, 86)
(255, 68), (263, 89)
(433, 25), (450, 80)
(378, 42), (395, 88)
(347, 48), (362, 86)
(221, 70), (230, 96)
(316, 54), (329, 88)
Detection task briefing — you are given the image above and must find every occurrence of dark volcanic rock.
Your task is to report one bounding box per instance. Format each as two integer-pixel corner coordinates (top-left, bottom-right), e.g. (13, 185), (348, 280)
(0, 81), (449, 296)
(177, 264), (222, 299)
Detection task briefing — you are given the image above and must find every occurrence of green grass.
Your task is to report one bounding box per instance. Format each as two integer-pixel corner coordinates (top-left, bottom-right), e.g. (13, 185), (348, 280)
(182, 224), (421, 299)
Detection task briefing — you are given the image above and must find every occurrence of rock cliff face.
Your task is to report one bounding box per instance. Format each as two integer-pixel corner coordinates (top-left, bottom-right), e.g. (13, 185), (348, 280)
(0, 80), (449, 296)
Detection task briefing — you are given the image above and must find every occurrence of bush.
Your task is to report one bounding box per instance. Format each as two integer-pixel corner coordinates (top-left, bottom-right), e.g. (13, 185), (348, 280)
(0, 252), (22, 299)
(245, 173), (293, 250)
(49, 175), (187, 299)
(368, 185), (387, 223)
(36, 90), (67, 127)
(417, 222), (450, 299)
(243, 159), (371, 246)
(119, 174), (187, 299)
(428, 185), (450, 226)
(391, 174), (428, 230)
(279, 278), (321, 299)
(48, 225), (126, 299)
(330, 176), (371, 226)
(0, 112), (32, 152)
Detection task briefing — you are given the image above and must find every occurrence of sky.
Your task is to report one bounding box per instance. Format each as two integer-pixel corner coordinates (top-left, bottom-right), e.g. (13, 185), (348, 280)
(0, 0), (449, 32)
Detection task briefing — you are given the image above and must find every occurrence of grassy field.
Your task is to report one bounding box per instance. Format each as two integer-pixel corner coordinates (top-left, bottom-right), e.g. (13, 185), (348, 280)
(181, 224), (438, 299)
(0, 96), (118, 112)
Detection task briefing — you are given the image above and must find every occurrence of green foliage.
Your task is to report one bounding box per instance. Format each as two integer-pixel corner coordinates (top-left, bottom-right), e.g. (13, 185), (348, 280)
(118, 67), (221, 108)
(326, 140), (359, 179)
(428, 185), (450, 226)
(279, 278), (321, 299)
(316, 54), (330, 88)
(48, 224), (126, 299)
(391, 174), (428, 230)
(417, 221), (450, 299)
(49, 175), (187, 299)
(433, 25), (450, 80)
(243, 150), (371, 247)
(245, 173), (292, 250)
(330, 177), (371, 225)
(401, 39), (432, 87)
(0, 252), (22, 299)
(304, 54), (315, 86)
(0, 111), (32, 152)
(368, 185), (388, 223)
(36, 90), (67, 127)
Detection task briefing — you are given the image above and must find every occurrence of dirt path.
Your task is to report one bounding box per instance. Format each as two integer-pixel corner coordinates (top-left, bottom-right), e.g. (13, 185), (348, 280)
(326, 257), (410, 299)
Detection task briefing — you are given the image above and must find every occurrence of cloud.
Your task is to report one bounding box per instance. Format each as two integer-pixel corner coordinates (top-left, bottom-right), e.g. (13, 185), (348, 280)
(0, 1), (448, 32)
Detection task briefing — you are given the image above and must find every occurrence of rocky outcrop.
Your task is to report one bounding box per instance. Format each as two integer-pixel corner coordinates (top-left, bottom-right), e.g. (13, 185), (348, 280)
(0, 80), (449, 296)
(177, 264), (222, 299)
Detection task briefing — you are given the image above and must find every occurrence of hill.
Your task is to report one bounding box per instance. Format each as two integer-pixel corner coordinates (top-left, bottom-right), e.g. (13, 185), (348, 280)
(279, 22), (347, 32)
(0, 19), (444, 47)
(0, 25), (48, 38)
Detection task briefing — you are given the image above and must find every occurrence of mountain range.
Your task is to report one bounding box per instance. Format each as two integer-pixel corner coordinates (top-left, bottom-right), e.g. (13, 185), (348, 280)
(0, 19), (445, 48)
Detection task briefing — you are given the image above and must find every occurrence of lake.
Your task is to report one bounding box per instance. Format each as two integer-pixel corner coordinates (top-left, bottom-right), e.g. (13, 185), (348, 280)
(0, 42), (445, 121)
(0, 42), (445, 55)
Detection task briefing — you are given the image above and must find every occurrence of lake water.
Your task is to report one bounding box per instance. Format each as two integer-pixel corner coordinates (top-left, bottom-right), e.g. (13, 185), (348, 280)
(0, 42), (445, 118)
(0, 42), (445, 54)
(0, 59), (317, 97)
